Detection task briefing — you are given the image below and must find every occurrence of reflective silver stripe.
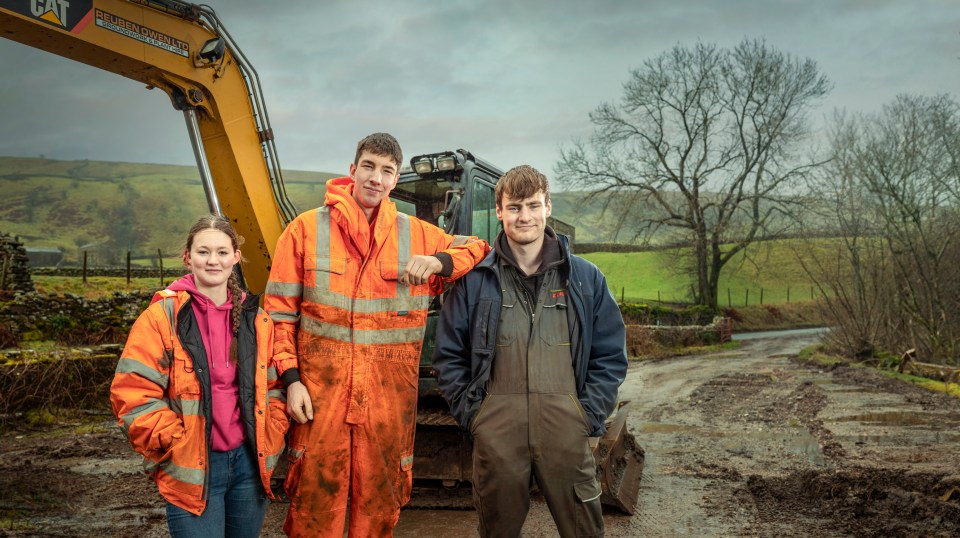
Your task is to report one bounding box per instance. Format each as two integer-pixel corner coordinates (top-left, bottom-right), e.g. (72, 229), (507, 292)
(265, 447), (284, 472)
(301, 317), (426, 345)
(121, 398), (170, 434)
(395, 213), (411, 301)
(314, 206), (332, 291)
(265, 281), (303, 297)
(267, 366), (279, 382)
(451, 234), (472, 247)
(304, 288), (432, 313)
(177, 398), (202, 416)
(143, 458), (158, 474)
(288, 447), (305, 460)
(115, 358), (169, 389)
(157, 459), (205, 485)
(267, 389), (286, 403)
(269, 311), (299, 323)
(400, 454), (414, 467)
(162, 297), (174, 333)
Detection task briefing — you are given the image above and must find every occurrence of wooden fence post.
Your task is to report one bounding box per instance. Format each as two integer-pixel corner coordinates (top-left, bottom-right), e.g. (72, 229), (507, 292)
(158, 249), (164, 288)
(82, 250), (88, 285)
(787, 286), (790, 303)
(727, 288), (731, 308)
(745, 289), (749, 307)
(760, 288), (764, 305)
(126, 251), (131, 285)
(0, 254), (9, 290)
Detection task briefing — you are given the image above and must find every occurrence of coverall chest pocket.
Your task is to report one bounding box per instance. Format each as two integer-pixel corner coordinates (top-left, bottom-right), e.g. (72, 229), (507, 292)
(539, 290), (571, 347)
(306, 256), (347, 294)
(305, 256), (349, 318)
(496, 302), (522, 348)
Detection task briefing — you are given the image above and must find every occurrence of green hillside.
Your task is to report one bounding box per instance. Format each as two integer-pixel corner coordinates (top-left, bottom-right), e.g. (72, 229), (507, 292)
(1, 156), (830, 306)
(0, 156), (336, 263)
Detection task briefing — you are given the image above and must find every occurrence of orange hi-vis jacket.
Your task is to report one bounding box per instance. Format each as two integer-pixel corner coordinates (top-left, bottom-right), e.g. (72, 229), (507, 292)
(265, 177), (489, 536)
(265, 177), (489, 400)
(110, 289), (289, 515)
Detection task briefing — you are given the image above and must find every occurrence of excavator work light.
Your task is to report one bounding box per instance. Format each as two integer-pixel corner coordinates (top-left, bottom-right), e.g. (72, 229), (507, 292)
(413, 157), (434, 175)
(197, 37), (225, 65)
(436, 155), (457, 171)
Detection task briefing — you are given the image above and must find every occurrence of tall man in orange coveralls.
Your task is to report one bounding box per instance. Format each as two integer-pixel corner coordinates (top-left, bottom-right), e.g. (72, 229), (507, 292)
(265, 133), (489, 537)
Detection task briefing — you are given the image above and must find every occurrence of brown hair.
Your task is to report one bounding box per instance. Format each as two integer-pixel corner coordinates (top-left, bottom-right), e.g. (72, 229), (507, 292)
(354, 132), (403, 169)
(495, 165), (551, 208)
(183, 214), (245, 364)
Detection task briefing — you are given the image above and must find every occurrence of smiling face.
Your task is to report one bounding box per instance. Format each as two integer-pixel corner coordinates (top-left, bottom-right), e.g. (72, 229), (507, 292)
(496, 190), (552, 248)
(349, 150), (400, 221)
(183, 228), (241, 294)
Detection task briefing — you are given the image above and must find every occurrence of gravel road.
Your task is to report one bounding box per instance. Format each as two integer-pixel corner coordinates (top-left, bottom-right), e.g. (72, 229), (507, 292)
(3, 330), (959, 537)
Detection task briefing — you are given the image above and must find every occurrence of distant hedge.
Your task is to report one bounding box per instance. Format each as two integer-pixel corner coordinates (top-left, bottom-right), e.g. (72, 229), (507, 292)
(574, 243), (650, 254)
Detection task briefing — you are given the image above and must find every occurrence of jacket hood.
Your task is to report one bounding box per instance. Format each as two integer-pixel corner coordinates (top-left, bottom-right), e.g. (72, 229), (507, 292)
(324, 176), (399, 256)
(479, 228), (572, 271)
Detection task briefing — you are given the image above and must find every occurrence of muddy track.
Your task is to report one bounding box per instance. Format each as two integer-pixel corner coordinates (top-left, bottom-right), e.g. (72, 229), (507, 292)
(2, 331), (960, 537)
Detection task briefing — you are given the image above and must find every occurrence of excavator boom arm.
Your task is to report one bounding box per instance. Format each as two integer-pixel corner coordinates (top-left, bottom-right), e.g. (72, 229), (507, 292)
(0, 0), (295, 291)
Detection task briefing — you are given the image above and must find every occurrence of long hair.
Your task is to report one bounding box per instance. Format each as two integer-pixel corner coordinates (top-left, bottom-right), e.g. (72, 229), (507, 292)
(183, 215), (245, 363)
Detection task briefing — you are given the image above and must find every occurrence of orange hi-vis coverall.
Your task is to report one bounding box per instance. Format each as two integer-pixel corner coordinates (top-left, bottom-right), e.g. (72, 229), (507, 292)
(265, 177), (489, 537)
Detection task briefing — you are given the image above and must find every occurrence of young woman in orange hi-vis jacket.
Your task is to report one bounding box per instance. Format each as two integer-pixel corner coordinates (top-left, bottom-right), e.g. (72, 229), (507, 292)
(264, 133), (489, 537)
(110, 215), (289, 538)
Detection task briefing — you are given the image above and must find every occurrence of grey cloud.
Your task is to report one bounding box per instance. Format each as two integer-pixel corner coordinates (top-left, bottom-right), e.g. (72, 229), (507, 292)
(1, 0), (958, 177)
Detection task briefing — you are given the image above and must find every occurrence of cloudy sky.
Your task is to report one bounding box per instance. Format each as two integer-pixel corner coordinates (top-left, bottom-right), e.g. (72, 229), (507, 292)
(1, 0), (957, 178)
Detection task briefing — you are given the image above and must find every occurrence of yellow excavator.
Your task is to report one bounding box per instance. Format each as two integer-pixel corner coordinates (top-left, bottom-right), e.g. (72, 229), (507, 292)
(0, 0), (643, 513)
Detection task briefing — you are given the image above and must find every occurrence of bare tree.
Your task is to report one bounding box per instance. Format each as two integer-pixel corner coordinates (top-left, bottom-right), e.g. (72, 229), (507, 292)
(806, 95), (960, 365)
(557, 39), (830, 308)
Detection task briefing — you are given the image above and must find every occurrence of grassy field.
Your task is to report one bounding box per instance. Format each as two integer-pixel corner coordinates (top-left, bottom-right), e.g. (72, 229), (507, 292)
(583, 238), (835, 306)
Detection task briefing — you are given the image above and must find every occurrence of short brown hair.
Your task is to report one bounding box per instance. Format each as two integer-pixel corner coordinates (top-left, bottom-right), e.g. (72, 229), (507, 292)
(354, 132), (403, 169)
(495, 165), (551, 208)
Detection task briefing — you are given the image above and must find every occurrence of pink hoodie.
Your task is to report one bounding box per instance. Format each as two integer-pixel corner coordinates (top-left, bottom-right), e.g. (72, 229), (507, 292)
(168, 275), (244, 452)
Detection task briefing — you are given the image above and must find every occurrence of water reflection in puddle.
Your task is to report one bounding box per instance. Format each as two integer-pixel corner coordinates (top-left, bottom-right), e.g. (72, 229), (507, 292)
(832, 411), (960, 428)
(811, 379), (871, 393)
(639, 423), (826, 465)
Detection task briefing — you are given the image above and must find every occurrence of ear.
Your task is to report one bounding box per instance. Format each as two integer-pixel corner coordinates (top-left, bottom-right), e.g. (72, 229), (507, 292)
(495, 204), (503, 221)
(182, 250), (190, 266)
(545, 198), (552, 218)
(233, 249), (242, 265)
(349, 162), (358, 179)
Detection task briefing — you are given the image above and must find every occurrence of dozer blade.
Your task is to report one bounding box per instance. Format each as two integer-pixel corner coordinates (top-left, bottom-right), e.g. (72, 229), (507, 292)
(591, 401), (644, 515)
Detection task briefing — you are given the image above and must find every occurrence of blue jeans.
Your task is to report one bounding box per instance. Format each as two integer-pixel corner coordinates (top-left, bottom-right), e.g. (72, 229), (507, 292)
(166, 444), (268, 538)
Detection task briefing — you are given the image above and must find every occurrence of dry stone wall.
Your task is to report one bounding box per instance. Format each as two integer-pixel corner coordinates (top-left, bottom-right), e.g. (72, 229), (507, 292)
(0, 233), (34, 293)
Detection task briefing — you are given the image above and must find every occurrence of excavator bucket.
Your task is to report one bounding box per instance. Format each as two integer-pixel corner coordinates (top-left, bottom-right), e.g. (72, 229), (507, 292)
(590, 401), (645, 514)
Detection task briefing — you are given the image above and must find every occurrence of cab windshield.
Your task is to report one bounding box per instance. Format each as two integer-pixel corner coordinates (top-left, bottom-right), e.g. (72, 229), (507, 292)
(391, 176), (454, 229)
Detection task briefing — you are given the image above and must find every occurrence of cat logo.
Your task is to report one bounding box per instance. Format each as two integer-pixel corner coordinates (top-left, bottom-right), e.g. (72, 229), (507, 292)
(31, 0), (69, 27)
(12, 0), (95, 32)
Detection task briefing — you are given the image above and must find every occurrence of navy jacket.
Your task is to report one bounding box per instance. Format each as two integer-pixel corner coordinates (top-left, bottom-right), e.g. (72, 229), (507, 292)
(433, 234), (628, 438)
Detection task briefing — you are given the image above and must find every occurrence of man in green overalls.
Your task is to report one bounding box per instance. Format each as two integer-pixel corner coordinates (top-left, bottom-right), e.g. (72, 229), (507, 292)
(433, 165), (628, 537)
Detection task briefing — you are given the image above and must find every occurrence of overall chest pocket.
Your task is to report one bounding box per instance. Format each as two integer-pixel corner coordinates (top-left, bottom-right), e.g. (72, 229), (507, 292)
(496, 302), (523, 348)
(539, 291), (571, 346)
